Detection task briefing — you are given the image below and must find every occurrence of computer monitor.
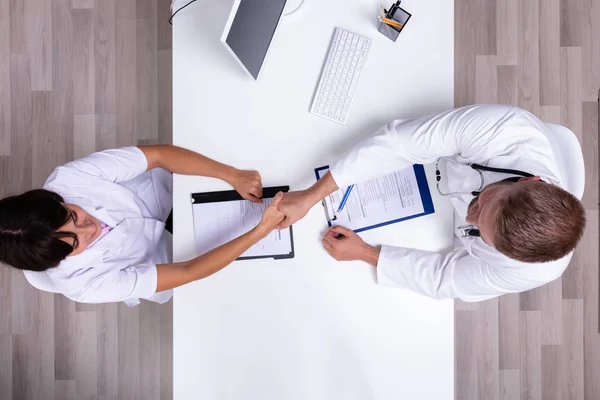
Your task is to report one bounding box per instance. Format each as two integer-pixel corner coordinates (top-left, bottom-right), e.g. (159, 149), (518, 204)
(221, 0), (288, 80)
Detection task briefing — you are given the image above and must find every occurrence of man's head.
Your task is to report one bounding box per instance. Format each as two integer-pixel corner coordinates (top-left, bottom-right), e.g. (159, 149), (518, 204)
(0, 189), (102, 272)
(466, 178), (586, 263)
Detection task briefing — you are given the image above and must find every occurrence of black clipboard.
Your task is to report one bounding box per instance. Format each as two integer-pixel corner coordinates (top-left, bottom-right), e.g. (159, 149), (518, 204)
(191, 186), (294, 261)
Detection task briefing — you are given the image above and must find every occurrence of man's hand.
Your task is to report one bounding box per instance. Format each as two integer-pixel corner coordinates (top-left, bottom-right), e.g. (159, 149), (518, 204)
(322, 226), (380, 266)
(256, 192), (286, 236)
(276, 190), (315, 229)
(231, 169), (263, 203)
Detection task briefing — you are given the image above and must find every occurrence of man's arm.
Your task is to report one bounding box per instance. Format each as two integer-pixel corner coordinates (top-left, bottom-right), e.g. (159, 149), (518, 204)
(139, 144), (263, 203)
(320, 225), (539, 302)
(278, 105), (522, 228)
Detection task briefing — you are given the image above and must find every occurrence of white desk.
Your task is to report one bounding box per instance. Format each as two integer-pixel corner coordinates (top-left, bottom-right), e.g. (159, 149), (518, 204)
(173, 1), (455, 399)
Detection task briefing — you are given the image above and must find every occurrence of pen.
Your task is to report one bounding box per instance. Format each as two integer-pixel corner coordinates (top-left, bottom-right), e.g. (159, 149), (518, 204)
(378, 16), (403, 29)
(337, 185), (355, 212)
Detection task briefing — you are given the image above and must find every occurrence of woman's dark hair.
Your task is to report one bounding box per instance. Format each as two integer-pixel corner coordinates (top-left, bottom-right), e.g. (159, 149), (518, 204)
(0, 189), (77, 271)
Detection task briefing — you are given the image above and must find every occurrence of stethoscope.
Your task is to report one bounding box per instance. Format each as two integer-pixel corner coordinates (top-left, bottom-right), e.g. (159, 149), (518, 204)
(434, 157), (536, 238)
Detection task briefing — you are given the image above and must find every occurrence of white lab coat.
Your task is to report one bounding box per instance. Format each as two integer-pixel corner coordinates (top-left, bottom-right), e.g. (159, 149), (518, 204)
(39, 147), (173, 306)
(330, 104), (572, 302)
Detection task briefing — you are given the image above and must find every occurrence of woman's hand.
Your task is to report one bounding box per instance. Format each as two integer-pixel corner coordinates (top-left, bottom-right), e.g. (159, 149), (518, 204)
(322, 226), (381, 266)
(256, 192), (286, 237)
(231, 169), (263, 203)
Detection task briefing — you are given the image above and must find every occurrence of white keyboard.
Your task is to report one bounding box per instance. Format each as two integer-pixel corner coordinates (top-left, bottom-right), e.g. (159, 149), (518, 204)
(310, 28), (371, 124)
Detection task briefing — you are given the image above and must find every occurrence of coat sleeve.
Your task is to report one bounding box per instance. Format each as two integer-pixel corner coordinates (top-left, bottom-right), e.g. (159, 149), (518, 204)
(329, 104), (531, 188)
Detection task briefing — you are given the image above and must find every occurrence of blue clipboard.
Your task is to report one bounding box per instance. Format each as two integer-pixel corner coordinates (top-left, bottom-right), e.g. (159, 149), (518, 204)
(314, 165), (435, 233)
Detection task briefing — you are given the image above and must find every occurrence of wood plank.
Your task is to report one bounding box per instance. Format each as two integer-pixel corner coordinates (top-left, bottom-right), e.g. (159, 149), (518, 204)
(54, 295), (77, 380)
(560, 0), (582, 46)
(54, 380), (77, 400)
(539, 0), (560, 105)
(31, 291), (55, 400)
(0, 264), (11, 335)
(73, 8), (95, 115)
(157, 49), (172, 144)
(562, 299), (584, 400)
(136, 0), (157, 18)
(136, 9), (158, 140)
(520, 286), (542, 311)
(97, 303), (118, 397)
(157, 0), (172, 51)
(539, 105), (562, 125)
(11, 269), (34, 335)
(27, 0), (52, 90)
(582, 210), (600, 399)
(74, 114), (96, 159)
(0, 0), (9, 54)
(9, 53), (32, 193)
(496, 0), (518, 65)
(51, 0), (75, 169)
(581, 101), (598, 210)
(541, 345), (564, 400)
(72, 0), (94, 8)
(475, 55), (498, 104)
(476, 0), (497, 55)
(0, 54), (10, 155)
(455, 0), (476, 107)
(499, 369), (519, 400)
(115, 17), (137, 147)
(477, 298), (499, 400)
(159, 299), (173, 400)
(560, 47), (583, 142)
(580, 0), (600, 101)
(499, 293), (520, 370)
(75, 311), (98, 398)
(497, 65), (518, 106)
(455, 311), (478, 400)
(116, 0), (136, 18)
(9, 0), (27, 54)
(0, 333), (12, 399)
(517, 0), (540, 116)
(540, 277), (563, 345)
(139, 302), (160, 400)
(31, 91), (55, 188)
(564, 205), (593, 300)
(94, 0), (116, 113)
(118, 303), (140, 399)
(95, 113), (116, 151)
(13, 291), (55, 400)
(520, 311), (541, 400)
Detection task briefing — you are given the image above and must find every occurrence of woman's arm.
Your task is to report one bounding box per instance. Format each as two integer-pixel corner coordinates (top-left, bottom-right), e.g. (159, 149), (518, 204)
(155, 192), (285, 292)
(139, 144), (263, 203)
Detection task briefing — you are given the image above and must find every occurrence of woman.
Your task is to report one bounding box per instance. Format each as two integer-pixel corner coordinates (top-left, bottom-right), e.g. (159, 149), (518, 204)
(0, 145), (284, 305)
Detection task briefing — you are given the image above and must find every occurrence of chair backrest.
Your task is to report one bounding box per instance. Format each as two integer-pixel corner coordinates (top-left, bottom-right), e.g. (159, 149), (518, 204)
(544, 123), (585, 200)
(23, 269), (61, 293)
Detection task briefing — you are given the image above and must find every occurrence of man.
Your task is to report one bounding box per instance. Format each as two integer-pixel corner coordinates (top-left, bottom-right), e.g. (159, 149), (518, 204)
(277, 105), (586, 302)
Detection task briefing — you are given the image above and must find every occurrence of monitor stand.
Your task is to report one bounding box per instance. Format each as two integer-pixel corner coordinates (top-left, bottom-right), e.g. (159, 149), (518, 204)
(282, 0), (307, 21)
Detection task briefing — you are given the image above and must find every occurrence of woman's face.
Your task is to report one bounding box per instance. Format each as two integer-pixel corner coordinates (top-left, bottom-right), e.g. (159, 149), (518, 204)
(57, 203), (102, 256)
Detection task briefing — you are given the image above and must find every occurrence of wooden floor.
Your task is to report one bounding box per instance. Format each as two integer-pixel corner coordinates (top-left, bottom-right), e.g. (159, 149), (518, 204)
(0, 1), (173, 399)
(0, 0), (598, 399)
(455, 0), (599, 399)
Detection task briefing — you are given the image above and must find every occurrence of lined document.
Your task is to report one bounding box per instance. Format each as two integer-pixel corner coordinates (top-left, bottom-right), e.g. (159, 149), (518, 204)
(317, 166), (428, 231)
(192, 197), (293, 259)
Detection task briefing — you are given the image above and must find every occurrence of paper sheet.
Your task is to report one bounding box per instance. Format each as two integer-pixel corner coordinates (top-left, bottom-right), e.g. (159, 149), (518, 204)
(192, 197), (292, 259)
(317, 166), (426, 231)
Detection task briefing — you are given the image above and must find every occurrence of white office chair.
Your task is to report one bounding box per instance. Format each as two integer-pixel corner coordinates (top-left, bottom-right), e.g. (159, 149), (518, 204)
(23, 269), (61, 293)
(544, 123), (585, 200)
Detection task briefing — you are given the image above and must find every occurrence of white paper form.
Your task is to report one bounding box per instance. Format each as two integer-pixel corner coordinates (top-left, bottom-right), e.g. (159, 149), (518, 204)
(192, 197), (293, 259)
(317, 166), (426, 231)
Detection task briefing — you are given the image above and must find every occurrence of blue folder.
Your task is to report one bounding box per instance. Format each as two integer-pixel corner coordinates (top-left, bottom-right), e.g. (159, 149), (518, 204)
(314, 164), (435, 233)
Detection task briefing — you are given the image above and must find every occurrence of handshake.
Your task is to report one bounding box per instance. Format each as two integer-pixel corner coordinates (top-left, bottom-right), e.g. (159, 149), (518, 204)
(231, 169), (380, 266)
